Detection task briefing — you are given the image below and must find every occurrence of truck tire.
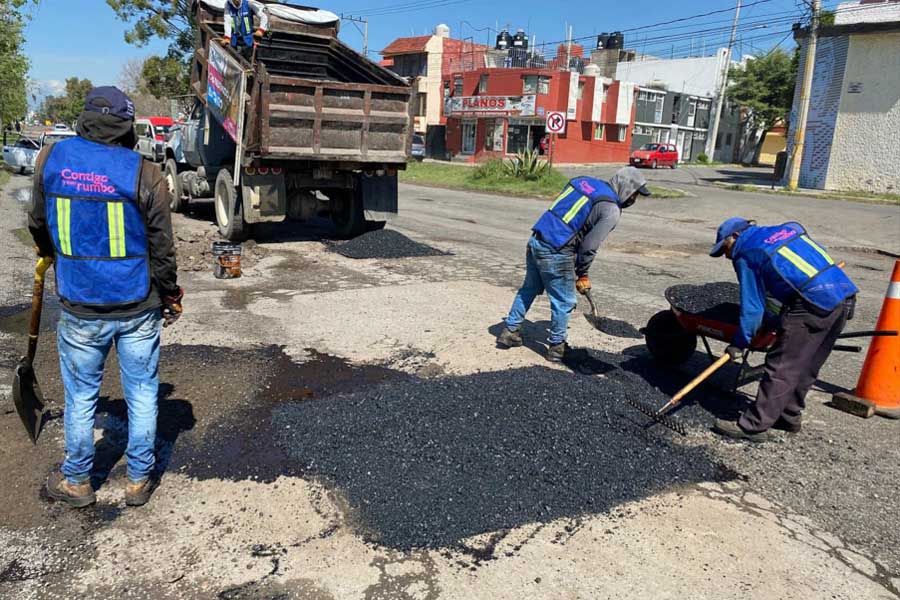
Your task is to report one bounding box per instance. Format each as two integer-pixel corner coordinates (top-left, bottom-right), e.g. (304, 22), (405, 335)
(165, 159), (186, 213)
(214, 169), (247, 241)
(331, 189), (365, 239)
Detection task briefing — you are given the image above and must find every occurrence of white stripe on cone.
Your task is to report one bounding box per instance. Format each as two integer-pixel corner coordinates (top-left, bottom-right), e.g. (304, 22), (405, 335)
(887, 282), (900, 300)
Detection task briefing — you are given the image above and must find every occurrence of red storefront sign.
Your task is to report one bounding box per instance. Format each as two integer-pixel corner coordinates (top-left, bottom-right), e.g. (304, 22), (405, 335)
(444, 95), (536, 117)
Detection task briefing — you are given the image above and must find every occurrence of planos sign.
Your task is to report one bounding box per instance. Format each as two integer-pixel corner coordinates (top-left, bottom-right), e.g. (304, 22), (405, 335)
(444, 95), (536, 117)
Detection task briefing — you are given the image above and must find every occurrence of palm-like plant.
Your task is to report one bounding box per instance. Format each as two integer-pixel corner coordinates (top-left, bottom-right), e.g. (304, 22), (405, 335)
(503, 148), (550, 180)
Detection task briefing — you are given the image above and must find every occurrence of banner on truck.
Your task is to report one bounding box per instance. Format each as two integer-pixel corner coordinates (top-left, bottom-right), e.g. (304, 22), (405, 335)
(207, 43), (246, 144)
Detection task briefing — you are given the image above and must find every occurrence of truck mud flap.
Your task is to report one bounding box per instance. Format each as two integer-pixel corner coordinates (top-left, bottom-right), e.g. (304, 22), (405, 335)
(357, 172), (398, 218)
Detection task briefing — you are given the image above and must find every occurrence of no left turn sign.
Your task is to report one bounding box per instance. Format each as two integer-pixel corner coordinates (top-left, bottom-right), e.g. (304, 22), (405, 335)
(546, 111), (566, 133)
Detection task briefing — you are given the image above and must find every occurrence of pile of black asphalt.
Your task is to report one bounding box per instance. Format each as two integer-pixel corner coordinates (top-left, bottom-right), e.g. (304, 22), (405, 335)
(666, 282), (741, 323)
(327, 229), (447, 259)
(274, 358), (733, 552)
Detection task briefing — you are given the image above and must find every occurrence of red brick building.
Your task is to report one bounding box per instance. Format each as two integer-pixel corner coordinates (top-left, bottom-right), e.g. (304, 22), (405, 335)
(443, 59), (637, 163)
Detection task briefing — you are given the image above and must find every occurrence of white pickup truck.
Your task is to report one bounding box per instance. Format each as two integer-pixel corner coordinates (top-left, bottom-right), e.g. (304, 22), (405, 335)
(2, 130), (76, 174)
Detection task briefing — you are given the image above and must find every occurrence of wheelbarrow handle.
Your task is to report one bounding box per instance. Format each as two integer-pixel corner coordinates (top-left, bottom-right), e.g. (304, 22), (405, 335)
(26, 257), (53, 365)
(656, 353), (732, 418)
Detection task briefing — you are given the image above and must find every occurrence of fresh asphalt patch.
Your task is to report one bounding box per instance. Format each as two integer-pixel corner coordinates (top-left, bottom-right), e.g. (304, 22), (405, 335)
(326, 229), (448, 259)
(274, 364), (734, 551)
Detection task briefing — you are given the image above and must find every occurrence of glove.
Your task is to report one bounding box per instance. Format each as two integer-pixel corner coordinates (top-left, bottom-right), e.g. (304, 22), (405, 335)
(254, 28), (265, 39)
(221, 36), (231, 45)
(575, 276), (591, 295)
(162, 287), (184, 328)
(724, 345), (743, 361)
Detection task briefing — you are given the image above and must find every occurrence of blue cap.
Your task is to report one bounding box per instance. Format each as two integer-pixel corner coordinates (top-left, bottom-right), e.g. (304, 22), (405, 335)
(83, 86), (135, 122)
(710, 217), (752, 257)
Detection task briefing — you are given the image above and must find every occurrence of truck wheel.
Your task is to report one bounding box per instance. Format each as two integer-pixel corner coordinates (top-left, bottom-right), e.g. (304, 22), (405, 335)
(214, 169), (247, 242)
(644, 310), (697, 366)
(165, 159), (186, 213)
(331, 189), (365, 239)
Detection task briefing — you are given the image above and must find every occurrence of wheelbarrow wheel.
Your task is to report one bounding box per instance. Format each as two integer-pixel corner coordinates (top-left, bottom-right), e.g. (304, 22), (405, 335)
(644, 310), (697, 366)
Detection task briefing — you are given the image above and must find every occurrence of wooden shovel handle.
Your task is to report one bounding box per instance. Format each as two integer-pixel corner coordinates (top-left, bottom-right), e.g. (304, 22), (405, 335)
(669, 353), (733, 405)
(26, 257), (53, 364)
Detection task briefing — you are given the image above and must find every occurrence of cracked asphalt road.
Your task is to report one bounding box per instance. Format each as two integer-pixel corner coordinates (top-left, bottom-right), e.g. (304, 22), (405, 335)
(1, 169), (898, 599)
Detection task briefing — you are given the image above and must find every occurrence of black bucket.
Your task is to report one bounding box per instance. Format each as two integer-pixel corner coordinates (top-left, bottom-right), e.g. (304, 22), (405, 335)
(212, 241), (242, 279)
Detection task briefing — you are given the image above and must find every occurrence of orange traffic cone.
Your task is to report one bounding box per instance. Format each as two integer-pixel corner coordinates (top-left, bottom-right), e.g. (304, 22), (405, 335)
(833, 260), (900, 419)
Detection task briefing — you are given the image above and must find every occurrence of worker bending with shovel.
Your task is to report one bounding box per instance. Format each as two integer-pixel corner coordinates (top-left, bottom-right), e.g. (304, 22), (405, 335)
(497, 167), (651, 362)
(223, 0), (269, 59)
(709, 218), (857, 442)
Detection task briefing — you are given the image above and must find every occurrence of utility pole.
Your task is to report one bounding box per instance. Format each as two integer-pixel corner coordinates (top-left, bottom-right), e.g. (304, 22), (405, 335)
(706, 0), (741, 161)
(786, 0), (820, 190)
(341, 14), (369, 56)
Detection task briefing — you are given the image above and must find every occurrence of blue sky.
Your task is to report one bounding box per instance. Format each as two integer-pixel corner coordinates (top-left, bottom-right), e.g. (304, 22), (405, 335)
(24, 0), (818, 102)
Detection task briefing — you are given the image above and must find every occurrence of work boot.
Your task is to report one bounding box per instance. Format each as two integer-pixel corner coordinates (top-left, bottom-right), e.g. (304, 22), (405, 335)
(46, 471), (96, 508)
(125, 478), (159, 507)
(712, 419), (770, 443)
(497, 327), (523, 348)
(772, 416), (802, 433)
(546, 342), (570, 363)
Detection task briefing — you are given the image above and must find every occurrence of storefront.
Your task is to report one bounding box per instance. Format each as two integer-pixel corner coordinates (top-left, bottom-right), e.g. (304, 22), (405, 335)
(444, 68), (635, 164)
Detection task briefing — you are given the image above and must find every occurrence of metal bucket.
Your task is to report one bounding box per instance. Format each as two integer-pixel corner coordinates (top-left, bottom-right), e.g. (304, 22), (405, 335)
(212, 241), (242, 279)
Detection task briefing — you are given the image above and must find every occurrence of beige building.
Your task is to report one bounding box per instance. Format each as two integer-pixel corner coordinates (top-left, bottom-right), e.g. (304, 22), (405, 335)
(381, 25), (487, 135)
(786, 1), (900, 193)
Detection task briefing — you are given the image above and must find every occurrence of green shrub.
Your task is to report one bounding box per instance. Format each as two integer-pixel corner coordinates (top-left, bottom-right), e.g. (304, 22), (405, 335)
(503, 149), (550, 181)
(472, 159), (505, 180)
(696, 153), (709, 164)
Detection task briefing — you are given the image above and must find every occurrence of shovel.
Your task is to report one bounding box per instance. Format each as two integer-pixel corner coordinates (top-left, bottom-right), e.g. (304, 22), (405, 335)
(12, 256), (53, 444)
(583, 289), (602, 330)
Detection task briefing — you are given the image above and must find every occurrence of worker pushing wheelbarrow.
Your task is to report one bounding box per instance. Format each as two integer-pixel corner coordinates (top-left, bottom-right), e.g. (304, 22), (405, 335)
(642, 218), (892, 443)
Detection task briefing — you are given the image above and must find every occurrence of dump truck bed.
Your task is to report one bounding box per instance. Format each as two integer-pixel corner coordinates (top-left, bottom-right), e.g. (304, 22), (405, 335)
(192, 0), (413, 166)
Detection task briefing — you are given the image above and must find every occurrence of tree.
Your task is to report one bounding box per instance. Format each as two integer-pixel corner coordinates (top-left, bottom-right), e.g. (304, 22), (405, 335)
(727, 48), (798, 164)
(37, 78), (94, 125)
(105, 0), (195, 61)
(142, 55), (191, 99)
(118, 57), (172, 117)
(0, 1), (36, 132)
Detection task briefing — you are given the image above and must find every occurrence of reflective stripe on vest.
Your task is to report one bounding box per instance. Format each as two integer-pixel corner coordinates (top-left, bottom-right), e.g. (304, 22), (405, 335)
(562, 196), (590, 224)
(56, 197), (72, 255)
(776, 235), (836, 280)
(107, 202), (126, 258)
(550, 186), (574, 210)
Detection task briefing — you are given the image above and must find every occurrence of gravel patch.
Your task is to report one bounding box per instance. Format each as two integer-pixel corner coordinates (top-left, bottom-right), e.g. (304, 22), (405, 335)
(274, 365), (732, 551)
(327, 229), (448, 260)
(585, 315), (643, 339)
(666, 282), (741, 323)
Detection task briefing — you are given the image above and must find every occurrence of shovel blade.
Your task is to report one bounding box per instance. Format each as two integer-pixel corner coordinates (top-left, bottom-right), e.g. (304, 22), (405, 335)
(12, 361), (45, 444)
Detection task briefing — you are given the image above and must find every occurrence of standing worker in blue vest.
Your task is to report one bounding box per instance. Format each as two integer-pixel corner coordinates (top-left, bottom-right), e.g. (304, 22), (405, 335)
(28, 87), (183, 508)
(709, 218), (857, 442)
(223, 0), (269, 59)
(497, 167), (651, 362)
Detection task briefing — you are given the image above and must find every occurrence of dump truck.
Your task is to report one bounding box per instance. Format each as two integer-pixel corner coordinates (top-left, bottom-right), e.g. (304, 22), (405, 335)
(166, 0), (414, 240)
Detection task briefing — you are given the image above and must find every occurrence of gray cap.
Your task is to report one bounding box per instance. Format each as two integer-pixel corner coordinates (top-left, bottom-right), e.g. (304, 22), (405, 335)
(609, 166), (651, 206)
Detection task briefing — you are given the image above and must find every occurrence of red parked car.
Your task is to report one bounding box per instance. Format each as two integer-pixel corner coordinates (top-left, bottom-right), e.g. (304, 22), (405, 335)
(630, 143), (679, 169)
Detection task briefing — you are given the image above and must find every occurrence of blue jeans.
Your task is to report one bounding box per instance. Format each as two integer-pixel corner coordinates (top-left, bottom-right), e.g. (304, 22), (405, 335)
(58, 309), (162, 485)
(505, 236), (577, 345)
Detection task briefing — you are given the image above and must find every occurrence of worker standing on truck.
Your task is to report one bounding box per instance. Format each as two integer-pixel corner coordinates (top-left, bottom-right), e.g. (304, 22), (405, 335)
(497, 166), (651, 362)
(223, 0), (269, 58)
(709, 218), (858, 442)
(28, 86), (183, 508)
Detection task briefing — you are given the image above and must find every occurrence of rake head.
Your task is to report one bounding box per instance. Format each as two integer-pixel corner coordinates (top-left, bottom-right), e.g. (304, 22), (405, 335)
(623, 396), (687, 436)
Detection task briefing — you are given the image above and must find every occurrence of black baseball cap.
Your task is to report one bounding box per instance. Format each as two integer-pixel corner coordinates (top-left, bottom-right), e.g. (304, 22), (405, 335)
(83, 86), (135, 122)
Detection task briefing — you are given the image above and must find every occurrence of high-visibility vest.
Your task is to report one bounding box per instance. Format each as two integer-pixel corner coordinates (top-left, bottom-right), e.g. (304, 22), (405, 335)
(532, 177), (620, 250)
(736, 222), (858, 312)
(43, 136), (150, 306)
(227, 0), (255, 48)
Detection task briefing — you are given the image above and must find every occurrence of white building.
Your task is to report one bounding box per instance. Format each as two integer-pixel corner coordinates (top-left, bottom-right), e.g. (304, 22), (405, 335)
(785, 1), (900, 193)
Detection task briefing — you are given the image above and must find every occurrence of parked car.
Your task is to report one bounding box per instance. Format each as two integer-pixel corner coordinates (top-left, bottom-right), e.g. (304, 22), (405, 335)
(2, 130), (75, 173)
(411, 134), (425, 161)
(53, 123), (70, 131)
(135, 116), (175, 162)
(630, 143), (678, 169)
(2, 137), (40, 173)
